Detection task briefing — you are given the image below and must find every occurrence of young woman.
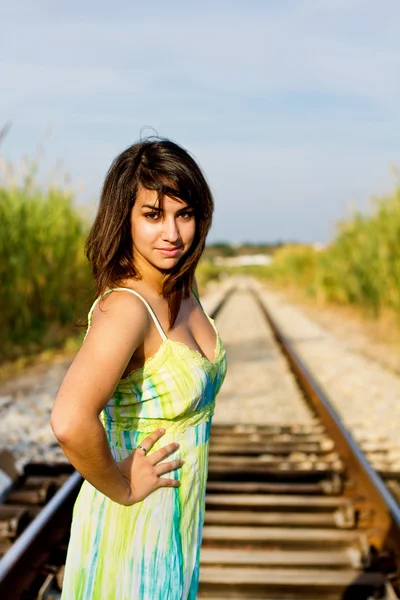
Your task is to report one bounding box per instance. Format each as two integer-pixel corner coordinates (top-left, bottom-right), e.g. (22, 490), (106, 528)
(50, 138), (227, 599)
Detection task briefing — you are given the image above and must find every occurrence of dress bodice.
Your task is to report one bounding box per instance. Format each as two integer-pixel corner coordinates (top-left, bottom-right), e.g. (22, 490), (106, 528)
(85, 287), (227, 436)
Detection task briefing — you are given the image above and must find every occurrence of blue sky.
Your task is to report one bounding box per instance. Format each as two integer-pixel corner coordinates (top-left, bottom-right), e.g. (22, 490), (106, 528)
(2, 0), (400, 244)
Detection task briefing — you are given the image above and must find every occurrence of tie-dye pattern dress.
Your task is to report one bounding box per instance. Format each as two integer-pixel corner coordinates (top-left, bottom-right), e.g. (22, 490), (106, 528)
(61, 287), (227, 600)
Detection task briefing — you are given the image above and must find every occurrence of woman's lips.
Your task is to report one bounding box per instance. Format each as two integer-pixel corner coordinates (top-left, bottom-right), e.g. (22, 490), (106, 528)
(156, 247), (182, 256)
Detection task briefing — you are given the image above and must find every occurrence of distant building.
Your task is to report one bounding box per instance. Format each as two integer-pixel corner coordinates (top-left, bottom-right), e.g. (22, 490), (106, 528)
(214, 254), (272, 267)
(311, 242), (328, 251)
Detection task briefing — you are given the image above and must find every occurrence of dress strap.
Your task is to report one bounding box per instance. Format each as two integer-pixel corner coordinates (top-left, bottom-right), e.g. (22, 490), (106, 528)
(192, 287), (203, 309)
(87, 287), (167, 341)
(192, 288), (208, 316)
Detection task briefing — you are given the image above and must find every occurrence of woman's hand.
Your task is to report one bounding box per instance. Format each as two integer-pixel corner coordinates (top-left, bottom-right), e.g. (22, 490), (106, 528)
(116, 428), (184, 506)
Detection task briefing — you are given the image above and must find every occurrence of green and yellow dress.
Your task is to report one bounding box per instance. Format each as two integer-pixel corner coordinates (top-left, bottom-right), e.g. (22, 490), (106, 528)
(61, 287), (227, 599)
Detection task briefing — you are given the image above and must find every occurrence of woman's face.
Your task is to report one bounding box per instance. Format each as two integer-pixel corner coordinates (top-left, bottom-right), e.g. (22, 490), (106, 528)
(130, 185), (196, 270)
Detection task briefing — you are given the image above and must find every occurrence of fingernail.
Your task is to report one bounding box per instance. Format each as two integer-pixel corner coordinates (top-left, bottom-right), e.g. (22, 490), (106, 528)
(159, 427), (165, 433)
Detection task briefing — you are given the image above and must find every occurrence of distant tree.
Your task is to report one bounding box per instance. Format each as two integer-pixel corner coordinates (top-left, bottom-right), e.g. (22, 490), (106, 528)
(206, 242), (236, 257)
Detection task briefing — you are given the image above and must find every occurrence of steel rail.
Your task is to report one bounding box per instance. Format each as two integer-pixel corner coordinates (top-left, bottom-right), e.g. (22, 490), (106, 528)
(252, 287), (400, 569)
(0, 466), (82, 598)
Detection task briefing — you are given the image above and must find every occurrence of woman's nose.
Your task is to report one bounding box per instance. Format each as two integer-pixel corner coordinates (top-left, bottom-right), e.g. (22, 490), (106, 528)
(162, 218), (180, 242)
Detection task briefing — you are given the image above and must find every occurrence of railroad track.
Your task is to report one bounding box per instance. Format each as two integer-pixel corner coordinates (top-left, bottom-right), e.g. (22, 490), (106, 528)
(200, 422), (399, 599)
(0, 283), (399, 599)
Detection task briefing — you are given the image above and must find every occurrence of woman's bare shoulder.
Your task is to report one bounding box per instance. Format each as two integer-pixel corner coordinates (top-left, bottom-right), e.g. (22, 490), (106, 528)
(88, 289), (151, 345)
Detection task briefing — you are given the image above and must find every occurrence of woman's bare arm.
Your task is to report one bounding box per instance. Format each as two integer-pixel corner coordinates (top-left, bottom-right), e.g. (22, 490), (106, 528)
(50, 291), (150, 504)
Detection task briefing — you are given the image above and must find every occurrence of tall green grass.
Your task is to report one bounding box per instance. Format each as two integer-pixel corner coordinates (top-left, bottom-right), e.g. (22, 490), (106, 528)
(0, 159), (93, 362)
(259, 181), (400, 321)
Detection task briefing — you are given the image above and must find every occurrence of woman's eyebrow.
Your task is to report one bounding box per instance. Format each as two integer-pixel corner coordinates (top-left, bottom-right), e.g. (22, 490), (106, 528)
(141, 204), (192, 213)
(141, 204), (162, 210)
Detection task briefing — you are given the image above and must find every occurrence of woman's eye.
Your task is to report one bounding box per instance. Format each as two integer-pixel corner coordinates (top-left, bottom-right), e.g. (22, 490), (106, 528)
(145, 212), (161, 220)
(144, 211), (194, 221)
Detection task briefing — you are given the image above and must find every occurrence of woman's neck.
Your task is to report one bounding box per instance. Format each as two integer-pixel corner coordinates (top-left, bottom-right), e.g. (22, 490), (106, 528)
(126, 253), (167, 296)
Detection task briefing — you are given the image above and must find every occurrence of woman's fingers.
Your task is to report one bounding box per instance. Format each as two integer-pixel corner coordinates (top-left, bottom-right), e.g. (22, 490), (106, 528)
(156, 476), (181, 488)
(130, 427), (184, 494)
(147, 442), (180, 465)
(154, 459), (184, 476)
(135, 427), (167, 456)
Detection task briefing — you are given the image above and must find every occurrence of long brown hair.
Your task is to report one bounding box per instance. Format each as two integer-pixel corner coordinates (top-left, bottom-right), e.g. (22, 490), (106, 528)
(85, 137), (214, 329)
